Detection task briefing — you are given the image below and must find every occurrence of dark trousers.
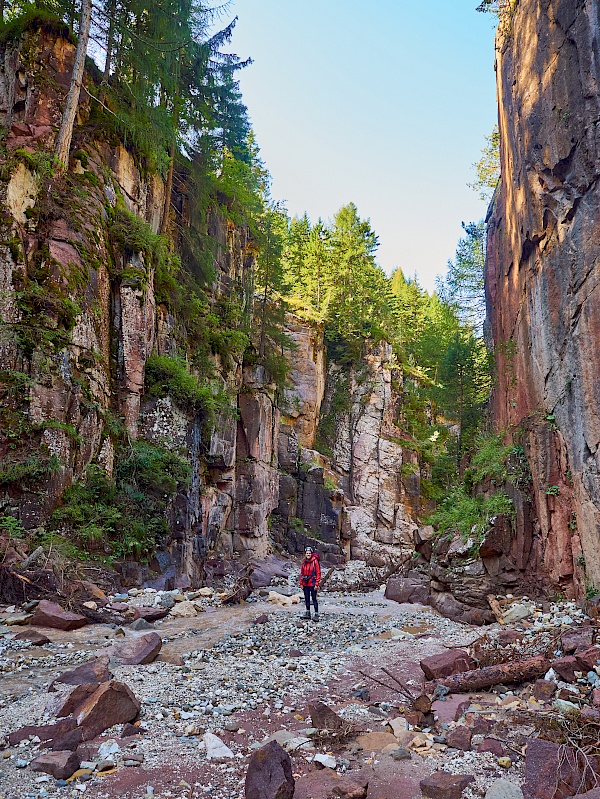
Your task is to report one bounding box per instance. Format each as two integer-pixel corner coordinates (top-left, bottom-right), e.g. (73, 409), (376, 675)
(303, 585), (318, 612)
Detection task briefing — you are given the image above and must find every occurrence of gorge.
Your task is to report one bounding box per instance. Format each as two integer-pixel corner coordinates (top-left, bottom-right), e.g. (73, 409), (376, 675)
(3, 3), (600, 799)
(0, 0), (599, 619)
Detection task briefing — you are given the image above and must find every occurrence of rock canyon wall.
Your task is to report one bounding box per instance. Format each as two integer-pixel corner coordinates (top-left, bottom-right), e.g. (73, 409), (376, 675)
(486, 0), (600, 596)
(0, 27), (421, 586)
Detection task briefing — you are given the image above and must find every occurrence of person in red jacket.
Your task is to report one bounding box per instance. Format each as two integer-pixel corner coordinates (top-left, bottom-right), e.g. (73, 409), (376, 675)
(300, 546), (321, 621)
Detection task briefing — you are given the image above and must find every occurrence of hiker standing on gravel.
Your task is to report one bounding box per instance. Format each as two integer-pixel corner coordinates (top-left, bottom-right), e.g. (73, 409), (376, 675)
(300, 546), (321, 621)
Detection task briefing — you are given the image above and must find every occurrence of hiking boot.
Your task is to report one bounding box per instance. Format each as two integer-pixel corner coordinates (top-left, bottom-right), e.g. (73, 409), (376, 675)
(313, 612), (320, 622)
(302, 610), (311, 620)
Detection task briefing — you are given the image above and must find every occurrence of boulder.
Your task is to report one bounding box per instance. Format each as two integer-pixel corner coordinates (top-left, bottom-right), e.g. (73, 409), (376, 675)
(49, 728), (84, 752)
(575, 647), (600, 673)
(497, 630), (523, 646)
(254, 614), (269, 625)
(485, 781), (524, 799)
(429, 591), (493, 625)
(502, 603), (533, 623)
(30, 600), (87, 631)
(121, 722), (146, 737)
(561, 627), (594, 654)
(31, 750), (80, 781)
(47, 683), (99, 718)
(551, 656), (580, 683)
(385, 576), (430, 606)
(356, 732), (397, 751)
(169, 600), (197, 618)
(532, 680), (556, 701)
(477, 739), (505, 757)
(108, 632), (162, 665)
(245, 740), (295, 799)
(8, 717), (77, 746)
(50, 657), (111, 690)
(132, 606), (169, 622)
(432, 695), (471, 724)
(13, 629), (51, 644)
(420, 773), (475, 799)
(294, 768), (368, 799)
(308, 700), (345, 731)
(128, 618), (155, 631)
(250, 556), (292, 589)
(420, 650), (474, 680)
(75, 680), (141, 740)
(446, 726), (472, 751)
(523, 740), (599, 799)
(268, 591), (300, 606)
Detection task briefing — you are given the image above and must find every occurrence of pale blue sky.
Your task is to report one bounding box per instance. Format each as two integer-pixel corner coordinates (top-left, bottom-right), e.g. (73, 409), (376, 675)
(224, 0), (498, 291)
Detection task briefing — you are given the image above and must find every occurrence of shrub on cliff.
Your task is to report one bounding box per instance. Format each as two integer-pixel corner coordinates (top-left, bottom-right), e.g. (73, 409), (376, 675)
(144, 354), (225, 419)
(50, 443), (190, 560)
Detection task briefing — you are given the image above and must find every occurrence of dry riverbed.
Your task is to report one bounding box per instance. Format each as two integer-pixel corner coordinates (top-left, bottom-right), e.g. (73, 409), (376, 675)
(0, 585), (532, 799)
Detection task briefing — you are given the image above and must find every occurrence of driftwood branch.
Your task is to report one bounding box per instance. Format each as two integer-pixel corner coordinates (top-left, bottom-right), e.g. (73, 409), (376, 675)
(427, 655), (551, 694)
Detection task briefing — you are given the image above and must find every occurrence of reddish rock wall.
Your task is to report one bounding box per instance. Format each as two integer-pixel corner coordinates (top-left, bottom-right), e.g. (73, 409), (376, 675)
(486, 0), (600, 595)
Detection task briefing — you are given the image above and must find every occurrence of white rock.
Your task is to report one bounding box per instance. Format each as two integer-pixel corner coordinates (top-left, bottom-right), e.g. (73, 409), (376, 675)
(199, 587), (214, 596)
(268, 591), (294, 606)
(503, 603), (533, 623)
(554, 699), (579, 713)
(485, 779), (524, 799)
(203, 732), (234, 760)
(314, 753), (336, 769)
(98, 740), (120, 759)
(169, 601), (198, 618)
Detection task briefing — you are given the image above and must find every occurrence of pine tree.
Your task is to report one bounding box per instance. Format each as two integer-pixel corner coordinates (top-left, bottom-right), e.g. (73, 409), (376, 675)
(54, 0), (93, 171)
(439, 221), (486, 333)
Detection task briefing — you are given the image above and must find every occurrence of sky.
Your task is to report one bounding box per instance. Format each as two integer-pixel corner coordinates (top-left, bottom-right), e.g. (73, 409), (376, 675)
(222, 0), (499, 291)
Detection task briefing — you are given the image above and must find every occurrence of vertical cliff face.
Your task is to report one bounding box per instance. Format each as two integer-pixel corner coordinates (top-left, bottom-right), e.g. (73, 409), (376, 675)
(486, 0), (600, 595)
(318, 342), (417, 556)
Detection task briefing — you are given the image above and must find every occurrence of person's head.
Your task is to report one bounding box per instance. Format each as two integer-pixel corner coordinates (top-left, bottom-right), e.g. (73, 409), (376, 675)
(304, 546), (313, 560)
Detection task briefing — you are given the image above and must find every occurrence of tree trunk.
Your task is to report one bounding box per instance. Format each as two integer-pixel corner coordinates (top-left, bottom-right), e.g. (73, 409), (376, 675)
(457, 366), (464, 468)
(54, 0), (93, 172)
(426, 655), (550, 694)
(258, 222), (271, 360)
(102, 0), (117, 84)
(160, 136), (176, 236)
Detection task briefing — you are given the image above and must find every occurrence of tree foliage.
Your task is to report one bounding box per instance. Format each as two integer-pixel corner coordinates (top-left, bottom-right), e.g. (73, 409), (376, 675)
(438, 221), (486, 333)
(469, 124), (500, 204)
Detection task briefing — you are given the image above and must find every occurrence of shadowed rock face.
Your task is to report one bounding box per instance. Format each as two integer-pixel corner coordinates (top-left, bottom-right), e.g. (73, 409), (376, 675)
(486, 0), (600, 595)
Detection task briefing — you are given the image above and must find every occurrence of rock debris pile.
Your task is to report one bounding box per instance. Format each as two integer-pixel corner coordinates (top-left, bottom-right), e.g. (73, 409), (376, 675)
(2, 575), (600, 799)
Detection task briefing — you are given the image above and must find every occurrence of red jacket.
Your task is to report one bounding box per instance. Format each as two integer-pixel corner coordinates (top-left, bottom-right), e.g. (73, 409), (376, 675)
(300, 554), (321, 589)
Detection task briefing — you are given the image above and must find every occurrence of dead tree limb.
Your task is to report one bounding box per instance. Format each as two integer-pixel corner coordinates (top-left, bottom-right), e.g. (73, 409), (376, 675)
(357, 669), (403, 696)
(319, 567), (335, 591)
(426, 655), (551, 694)
(487, 594), (505, 624)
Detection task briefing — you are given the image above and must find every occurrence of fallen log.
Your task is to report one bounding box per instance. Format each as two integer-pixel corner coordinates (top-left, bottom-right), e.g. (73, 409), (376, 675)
(427, 654), (551, 694)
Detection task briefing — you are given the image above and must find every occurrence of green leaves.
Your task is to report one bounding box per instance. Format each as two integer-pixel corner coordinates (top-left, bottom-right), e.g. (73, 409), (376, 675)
(50, 444), (190, 561)
(144, 354), (225, 420)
